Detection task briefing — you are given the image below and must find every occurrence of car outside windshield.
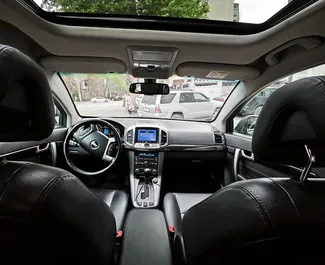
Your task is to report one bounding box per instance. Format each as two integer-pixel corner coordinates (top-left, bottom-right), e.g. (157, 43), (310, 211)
(61, 73), (237, 121)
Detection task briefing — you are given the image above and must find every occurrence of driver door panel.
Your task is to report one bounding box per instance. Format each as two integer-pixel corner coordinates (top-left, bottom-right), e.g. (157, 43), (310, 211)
(0, 127), (68, 168)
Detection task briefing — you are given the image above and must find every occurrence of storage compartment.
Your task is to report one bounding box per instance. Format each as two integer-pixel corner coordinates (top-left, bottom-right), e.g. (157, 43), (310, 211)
(120, 209), (172, 265)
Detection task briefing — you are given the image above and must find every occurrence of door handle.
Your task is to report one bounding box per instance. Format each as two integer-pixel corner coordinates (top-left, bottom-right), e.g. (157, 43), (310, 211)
(241, 150), (254, 161)
(36, 143), (50, 154)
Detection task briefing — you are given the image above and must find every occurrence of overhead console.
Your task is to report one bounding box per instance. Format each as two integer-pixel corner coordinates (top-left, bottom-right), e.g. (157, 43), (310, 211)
(127, 46), (178, 79)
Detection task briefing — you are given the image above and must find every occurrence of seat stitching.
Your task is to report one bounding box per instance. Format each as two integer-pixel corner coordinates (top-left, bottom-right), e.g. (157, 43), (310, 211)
(37, 175), (73, 209)
(171, 193), (183, 231)
(269, 179), (301, 220)
(173, 193), (183, 215)
(238, 184), (275, 229)
(232, 186), (269, 229)
(0, 162), (31, 202)
(110, 190), (117, 207)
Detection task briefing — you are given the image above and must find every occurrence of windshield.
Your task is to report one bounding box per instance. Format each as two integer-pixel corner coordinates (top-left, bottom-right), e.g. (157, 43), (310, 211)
(61, 73), (237, 121)
(34, 0), (289, 24)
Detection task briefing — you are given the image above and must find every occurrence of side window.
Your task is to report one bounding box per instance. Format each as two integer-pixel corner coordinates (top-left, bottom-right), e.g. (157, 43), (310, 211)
(179, 92), (195, 103)
(54, 105), (61, 125)
(160, 93), (176, 104)
(193, 92), (209, 102)
(233, 63), (325, 136)
(234, 85), (283, 136)
(53, 100), (66, 126)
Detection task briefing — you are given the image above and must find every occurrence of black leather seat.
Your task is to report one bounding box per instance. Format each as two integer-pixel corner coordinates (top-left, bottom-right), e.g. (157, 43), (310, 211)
(163, 193), (212, 233)
(164, 76), (325, 265)
(0, 45), (128, 265)
(92, 189), (128, 231)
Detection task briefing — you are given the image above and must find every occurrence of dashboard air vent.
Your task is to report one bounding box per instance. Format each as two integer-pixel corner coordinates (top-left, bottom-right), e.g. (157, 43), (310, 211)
(127, 129), (134, 144)
(161, 130), (167, 145)
(214, 132), (225, 144)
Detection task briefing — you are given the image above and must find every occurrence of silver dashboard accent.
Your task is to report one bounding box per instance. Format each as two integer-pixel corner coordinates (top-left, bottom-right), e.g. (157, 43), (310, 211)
(102, 137), (116, 163)
(134, 143), (160, 149)
(164, 144), (224, 151)
(36, 143), (50, 154)
(234, 148), (241, 181)
(50, 142), (57, 166)
(0, 146), (37, 158)
(241, 150), (254, 161)
(124, 125), (168, 150)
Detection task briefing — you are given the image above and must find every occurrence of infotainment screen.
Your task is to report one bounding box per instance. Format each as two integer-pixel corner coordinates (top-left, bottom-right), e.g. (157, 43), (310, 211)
(136, 129), (158, 143)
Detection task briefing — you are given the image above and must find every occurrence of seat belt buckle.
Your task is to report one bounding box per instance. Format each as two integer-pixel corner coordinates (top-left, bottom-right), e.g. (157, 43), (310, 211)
(114, 230), (123, 263)
(168, 225), (175, 233)
(116, 230), (123, 238)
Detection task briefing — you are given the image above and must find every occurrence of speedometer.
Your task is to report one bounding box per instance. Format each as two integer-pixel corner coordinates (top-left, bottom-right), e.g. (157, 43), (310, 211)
(97, 123), (121, 138)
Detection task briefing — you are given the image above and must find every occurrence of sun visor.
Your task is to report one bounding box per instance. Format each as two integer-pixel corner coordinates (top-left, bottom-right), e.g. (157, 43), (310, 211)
(176, 63), (260, 80)
(40, 56), (127, 73)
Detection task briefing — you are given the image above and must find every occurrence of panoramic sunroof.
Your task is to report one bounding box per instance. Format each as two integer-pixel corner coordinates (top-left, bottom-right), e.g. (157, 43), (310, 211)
(33, 0), (291, 24)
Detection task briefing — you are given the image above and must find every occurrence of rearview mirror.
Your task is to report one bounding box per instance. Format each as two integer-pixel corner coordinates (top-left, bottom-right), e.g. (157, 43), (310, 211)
(129, 83), (170, 95)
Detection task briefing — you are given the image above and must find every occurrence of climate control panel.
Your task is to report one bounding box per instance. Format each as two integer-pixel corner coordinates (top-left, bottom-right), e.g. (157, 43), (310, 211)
(134, 152), (159, 177)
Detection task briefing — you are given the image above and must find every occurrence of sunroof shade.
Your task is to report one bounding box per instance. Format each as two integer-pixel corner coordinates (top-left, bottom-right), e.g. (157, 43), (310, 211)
(33, 0), (291, 24)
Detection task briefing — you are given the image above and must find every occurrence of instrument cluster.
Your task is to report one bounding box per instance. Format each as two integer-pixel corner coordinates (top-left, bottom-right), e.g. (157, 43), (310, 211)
(96, 124), (122, 138)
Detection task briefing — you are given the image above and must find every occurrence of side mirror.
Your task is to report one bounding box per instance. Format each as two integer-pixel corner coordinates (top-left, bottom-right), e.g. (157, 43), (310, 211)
(234, 115), (258, 136)
(129, 83), (170, 95)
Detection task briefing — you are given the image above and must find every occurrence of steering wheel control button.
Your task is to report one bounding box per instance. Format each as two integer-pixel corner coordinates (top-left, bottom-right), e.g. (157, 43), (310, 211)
(149, 202), (154, 206)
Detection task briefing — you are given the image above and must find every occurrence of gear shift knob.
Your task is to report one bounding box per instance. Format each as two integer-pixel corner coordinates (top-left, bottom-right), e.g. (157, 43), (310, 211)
(144, 168), (151, 175)
(143, 168), (152, 184)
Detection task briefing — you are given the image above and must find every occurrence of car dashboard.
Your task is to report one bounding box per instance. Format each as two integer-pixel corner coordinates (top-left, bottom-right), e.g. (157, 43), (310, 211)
(98, 117), (226, 152)
(92, 117), (226, 208)
(0, 117), (226, 209)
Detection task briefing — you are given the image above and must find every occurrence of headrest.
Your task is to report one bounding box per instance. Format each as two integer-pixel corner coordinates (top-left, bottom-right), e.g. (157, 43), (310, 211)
(252, 76), (325, 167)
(0, 45), (55, 142)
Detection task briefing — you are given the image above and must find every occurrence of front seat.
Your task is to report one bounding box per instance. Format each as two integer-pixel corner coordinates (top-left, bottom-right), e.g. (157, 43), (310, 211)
(164, 76), (325, 265)
(91, 189), (128, 231)
(0, 45), (127, 265)
(163, 193), (212, 234)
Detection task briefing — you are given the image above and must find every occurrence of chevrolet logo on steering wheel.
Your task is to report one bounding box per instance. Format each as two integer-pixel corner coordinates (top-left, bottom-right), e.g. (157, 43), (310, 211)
(90, 140), (99, 149)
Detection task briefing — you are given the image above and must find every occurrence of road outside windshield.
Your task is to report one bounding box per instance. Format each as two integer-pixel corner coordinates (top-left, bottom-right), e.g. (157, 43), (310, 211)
(61, 73), (237, 121)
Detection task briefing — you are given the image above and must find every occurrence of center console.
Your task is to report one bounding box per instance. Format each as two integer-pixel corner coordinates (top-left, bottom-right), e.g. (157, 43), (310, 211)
(126, 126), (166, 208)
(134, 152), (158, 178)
(120, 209), (172, 265)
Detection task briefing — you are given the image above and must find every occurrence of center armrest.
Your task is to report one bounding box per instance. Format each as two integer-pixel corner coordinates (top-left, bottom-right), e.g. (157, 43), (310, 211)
(120, 209), (172, 265)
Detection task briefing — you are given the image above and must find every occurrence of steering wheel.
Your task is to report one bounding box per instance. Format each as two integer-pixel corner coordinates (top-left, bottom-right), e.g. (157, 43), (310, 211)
(63, 119), (122, 176)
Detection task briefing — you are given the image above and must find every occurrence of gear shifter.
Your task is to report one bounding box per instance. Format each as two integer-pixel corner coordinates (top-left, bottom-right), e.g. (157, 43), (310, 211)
(140, 184), (149, 200)
(143, 168), (152, 184)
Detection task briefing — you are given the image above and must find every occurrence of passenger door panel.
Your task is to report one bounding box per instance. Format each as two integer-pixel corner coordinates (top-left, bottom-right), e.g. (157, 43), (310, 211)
(225, 133), (319, 184)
